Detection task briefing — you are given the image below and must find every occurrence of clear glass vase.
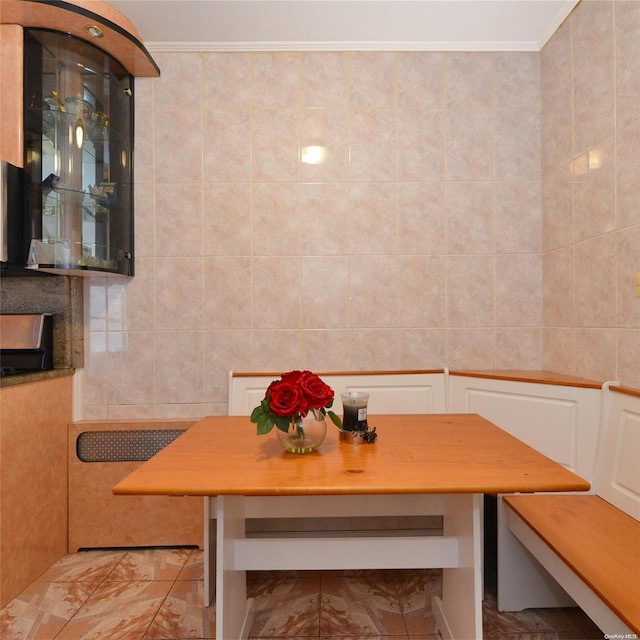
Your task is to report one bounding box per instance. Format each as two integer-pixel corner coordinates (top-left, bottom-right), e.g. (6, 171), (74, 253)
(276, 411), (327, 453)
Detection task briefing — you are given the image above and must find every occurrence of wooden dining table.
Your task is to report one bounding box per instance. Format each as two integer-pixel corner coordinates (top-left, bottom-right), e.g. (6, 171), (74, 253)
(113, 413), (590, 640)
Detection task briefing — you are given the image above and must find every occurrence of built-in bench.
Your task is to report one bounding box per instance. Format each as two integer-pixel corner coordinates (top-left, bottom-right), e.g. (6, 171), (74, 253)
(228, 369), (611, 533)
(498, 385), (640, 636)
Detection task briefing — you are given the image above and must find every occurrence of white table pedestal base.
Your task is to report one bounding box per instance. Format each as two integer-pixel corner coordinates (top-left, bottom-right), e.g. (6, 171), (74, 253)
(204, 493), (483, 640)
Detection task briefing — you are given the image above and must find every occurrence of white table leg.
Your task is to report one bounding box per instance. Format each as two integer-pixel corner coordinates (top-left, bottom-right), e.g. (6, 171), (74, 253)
(215, 495), (254, 640)
(204, 497), (215, 606)
(432, 493), (483, 640)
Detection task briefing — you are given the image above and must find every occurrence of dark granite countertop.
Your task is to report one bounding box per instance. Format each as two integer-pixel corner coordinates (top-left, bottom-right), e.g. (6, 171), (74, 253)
(0, 367), (75, 388)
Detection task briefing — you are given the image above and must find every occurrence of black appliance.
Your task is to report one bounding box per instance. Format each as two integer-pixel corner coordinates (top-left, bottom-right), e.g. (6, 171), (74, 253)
(0, 159), (33, 274)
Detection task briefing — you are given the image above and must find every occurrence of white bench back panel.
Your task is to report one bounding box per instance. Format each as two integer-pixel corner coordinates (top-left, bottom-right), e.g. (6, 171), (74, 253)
(450, 376), (602, 483)
(229, 371), (447, 417)
(598, 390), (640, 520)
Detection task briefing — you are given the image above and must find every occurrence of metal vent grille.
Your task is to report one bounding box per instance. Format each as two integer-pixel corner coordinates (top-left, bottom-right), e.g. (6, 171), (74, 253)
(76, 429), (188, 462)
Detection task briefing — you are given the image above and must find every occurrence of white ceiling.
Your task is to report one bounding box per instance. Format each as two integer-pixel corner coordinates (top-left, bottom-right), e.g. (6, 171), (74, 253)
(107, 0), (580, 52)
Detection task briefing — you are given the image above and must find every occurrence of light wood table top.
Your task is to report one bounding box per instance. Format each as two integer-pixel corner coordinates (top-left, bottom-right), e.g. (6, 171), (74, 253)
(113, 414), (590, 498)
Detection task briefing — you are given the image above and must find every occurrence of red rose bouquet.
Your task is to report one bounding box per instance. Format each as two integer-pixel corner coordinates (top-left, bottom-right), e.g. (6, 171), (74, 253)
(251, 370), (342, 435)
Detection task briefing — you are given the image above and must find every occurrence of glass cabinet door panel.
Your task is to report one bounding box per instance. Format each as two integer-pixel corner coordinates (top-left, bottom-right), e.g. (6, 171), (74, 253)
(24, 28), (134, 276)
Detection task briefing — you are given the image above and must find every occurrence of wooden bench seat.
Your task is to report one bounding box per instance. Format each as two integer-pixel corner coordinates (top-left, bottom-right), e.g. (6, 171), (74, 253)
(504, 494), (640, 633)
(498, 386), (640, 637)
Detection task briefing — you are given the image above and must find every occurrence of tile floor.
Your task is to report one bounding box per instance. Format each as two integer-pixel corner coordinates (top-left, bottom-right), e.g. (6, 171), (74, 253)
(1, 546), (605, 640)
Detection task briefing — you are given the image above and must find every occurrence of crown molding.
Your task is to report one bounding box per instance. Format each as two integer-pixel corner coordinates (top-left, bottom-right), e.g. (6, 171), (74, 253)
(145, 39), (541, 53)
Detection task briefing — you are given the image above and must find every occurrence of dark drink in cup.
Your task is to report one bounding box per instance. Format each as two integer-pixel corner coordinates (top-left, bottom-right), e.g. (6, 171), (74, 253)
(341, 392), (369, 432)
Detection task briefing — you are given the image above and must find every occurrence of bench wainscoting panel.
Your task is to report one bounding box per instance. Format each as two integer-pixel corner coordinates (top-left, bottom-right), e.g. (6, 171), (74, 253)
(450, 373), (605, 483)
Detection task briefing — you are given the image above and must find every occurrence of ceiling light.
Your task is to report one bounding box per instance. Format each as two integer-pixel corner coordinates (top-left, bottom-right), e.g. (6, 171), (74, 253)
(85, 25), (104, 38)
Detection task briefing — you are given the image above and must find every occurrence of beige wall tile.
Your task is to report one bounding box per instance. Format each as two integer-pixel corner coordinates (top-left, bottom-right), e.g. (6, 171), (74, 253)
(204, 330), (253, 401)
(301, 329), (352, 371)
(574, 328), (617, 382)
(615, 1), (640, 129)
(495, 181), (542, 254)
(447, 328), (496, 369)
(397, 52), (445, 108)
(397, 328), (446, 369)
(203, 257), (252, 329)
(495, 108), (541, 180)
(134, 79), (155, 185)
(155, 258), (203, 330)
(617, 329), (640, 389)
(540, 19), (572, 179)
(446, 182), (494, 254)
(495, 328), (543, 369)
(542, 178), (573, 252)
(572, 0), (615, 155)
(154, 107), (203, 184)
(349, 183), (397, 254)
(616, 225), (640, 328)
(446, 255), (495, 327)
(495, 52), (540, 108)
(300, 108), (350, 182)
(397, 109), (445, 181)
(203, 183), (253, 255)
(350, 52), (397, 108)
(446, 52), (494, 108)
(252, 109), (300, 181)
(252, 52), (299, 108)
(573, 227), (616, 330)
(156, 331), (204, 403)
(301, 256), (350, 329)
(252, 257), (301, 329)
(301, 53), (349, 108)
(252, 183), (300, 255)
(397, 182), (446, 255)
(350, 328), (399, 369)
(543, 327), (575, 374)
(107, 331), (156, 405)
(543, 247), (574, 328)
(616, 119), (640, 228)
(134, 183), (156, 258)
(495, 254), (543, 327)
(203, 109), (251, 182)
(203, 52), (251, 108)
(398, 256), (446, 328)
(349, 255), (398, 328)
(349, 108), (397, 181)
(446, 108), (494, 180)
(300, 182), (349, 255)
(252, 329), (303, 370)
(155, 184), (204, 257)
(573, 138), (616, 243)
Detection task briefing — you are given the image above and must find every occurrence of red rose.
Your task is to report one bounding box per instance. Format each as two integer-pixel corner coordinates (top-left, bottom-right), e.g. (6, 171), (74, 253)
(299, 371), (334, 409)
(267, 379), (309, 417)
(280, 370), (306, 385)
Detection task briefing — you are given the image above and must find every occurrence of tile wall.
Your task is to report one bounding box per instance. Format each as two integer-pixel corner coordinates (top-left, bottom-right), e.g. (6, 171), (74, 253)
(81, 49), (544, 419)
(541, 0), (639, 387)
(80, 0), (639, 420)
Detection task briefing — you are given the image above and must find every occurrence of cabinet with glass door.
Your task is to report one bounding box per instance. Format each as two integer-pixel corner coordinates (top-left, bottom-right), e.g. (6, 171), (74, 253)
(24, 28), (134, 276)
